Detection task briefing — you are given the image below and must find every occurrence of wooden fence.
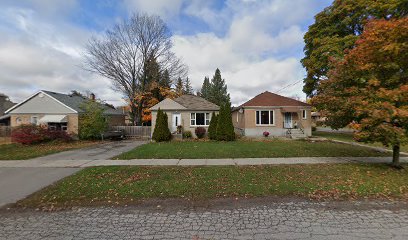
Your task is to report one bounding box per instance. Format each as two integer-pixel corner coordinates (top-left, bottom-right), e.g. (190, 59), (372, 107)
(0, 126), (11, 137)
(110, 126), (151, 138)
(0, 126), (11, 144)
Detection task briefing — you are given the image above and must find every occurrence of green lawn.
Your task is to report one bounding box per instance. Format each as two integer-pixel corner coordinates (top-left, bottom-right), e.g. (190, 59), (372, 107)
(16, 164), (408, 208)
(313, 131), (408, 153)
(0, 141), (99, 160)
(115, 140), (389, 159)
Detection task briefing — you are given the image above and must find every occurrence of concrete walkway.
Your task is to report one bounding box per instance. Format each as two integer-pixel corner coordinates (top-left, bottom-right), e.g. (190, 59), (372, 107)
(30, 140), (148, 161)
(0, 140), (147, 208)
(0, 157), (407, 168)
(0, 167), (79, 207)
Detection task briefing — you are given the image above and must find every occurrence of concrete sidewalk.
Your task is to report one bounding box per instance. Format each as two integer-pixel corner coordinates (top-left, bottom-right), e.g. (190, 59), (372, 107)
(0, 157), (407, 168)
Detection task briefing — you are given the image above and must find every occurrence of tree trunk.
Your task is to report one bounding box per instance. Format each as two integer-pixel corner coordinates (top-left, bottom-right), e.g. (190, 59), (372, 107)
(392, 144), (400, 167)
(136, 101), (144, 126)
(129, 101), (138, 126)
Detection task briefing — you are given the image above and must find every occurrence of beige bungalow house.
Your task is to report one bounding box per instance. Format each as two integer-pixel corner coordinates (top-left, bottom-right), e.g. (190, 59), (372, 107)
(150, 95), (219, 138)
(232, 91), (312, 138)
(5, 90), (125, 134)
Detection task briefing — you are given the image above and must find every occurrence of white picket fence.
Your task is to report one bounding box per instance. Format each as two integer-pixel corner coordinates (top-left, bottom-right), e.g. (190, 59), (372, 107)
(110, 126), (151, 138)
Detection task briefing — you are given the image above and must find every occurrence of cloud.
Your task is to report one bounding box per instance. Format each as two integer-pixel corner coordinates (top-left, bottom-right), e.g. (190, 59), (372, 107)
(123, 0), (184, 19)
(173, 33), (304, 105)
(0, 4), (124, 105)
(0, 0), (331, 107)
(171, 0), (315, 105)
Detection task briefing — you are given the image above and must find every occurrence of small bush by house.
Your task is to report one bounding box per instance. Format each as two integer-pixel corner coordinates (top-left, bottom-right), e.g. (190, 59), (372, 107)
(11, 124), (72, 145)
(183, 130), (192, 139)
(195, 127), (206, 139)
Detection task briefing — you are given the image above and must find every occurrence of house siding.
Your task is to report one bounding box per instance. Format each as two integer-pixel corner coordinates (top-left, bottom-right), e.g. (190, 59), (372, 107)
(9, 93), (76, 114)
(10, 113), (79, 134)
(151, 110), (218, 138)
(107, 115), (126, 126)
(234, 107), (312, 137)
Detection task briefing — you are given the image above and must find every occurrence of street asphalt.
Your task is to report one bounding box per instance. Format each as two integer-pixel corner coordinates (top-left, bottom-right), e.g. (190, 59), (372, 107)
(1, 199), (408, 239)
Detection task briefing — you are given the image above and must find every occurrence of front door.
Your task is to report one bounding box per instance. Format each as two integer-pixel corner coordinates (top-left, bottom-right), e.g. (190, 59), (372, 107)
(172, 113), (181, 132)
(284, 112), (292, 129)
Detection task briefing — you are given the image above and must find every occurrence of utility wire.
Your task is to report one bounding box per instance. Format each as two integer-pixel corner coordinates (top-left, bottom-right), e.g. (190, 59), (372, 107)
(275, 79), (303, 93)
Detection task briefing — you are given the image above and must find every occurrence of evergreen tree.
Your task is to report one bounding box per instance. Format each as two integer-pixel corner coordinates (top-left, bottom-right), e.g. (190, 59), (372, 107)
(160, 69), (171, 88)
(200, 76), (211, 99)
(152, 108), (171, 142)
(175, 77), (184, 96)
(216, 102), (235, 141)
(183, 77), (194, 94)
(209, 68), (230, 106)
(208, 112), (218, 140)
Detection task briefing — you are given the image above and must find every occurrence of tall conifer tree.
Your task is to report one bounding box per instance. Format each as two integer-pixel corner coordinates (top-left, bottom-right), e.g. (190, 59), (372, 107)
(209, 68), (230, 106)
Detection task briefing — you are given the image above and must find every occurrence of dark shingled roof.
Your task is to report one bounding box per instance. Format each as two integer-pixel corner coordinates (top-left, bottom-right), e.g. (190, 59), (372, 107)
(42, 90), (124, 115)
(173, 95), (219, 111)
(240, 91), (310, 107)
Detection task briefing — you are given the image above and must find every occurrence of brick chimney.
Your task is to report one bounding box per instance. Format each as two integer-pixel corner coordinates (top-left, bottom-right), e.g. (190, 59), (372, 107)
(90, 93), (95, 101)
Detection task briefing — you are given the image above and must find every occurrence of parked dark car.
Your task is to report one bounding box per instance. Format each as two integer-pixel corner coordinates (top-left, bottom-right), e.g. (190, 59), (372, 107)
(101, 129), (125, 140)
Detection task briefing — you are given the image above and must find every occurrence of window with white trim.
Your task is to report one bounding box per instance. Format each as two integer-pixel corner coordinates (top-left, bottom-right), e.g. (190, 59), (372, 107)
(302, 109), (307, 119)
(256, 110), (274, 125)
(31, 116), (38, 125)
(190, 113), (210, 126)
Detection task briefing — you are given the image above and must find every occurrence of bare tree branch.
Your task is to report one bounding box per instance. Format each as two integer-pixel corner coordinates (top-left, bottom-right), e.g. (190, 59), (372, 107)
(83, 13), (188, 125)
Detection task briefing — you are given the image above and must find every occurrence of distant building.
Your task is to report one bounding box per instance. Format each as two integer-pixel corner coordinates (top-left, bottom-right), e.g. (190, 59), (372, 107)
(0, 93), (16, 126)
(5, 90), (125, 133)
(232, 91), (312, 138)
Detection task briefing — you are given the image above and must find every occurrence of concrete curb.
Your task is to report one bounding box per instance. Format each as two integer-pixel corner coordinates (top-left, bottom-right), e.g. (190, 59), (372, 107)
(0, 157), (407, 168)
(330, 139), (408, 156)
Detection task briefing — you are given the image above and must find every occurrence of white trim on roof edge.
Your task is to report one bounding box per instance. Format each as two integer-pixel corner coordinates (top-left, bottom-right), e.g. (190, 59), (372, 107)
(5, 90), (78, 114)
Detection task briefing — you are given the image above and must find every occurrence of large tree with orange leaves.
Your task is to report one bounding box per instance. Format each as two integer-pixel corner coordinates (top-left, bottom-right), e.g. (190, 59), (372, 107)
(313, 18), (408, 166)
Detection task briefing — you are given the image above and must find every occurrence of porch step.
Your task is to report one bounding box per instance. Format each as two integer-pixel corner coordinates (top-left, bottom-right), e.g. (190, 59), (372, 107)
(172, 133), (182, 140)
(287, 129), (307, 139)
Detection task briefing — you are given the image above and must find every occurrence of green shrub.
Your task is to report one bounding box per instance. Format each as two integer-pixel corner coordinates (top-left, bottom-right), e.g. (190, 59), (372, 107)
(152, 108), (171, 142)
(216, 102), (235, 141)
(195, 127), (206, 139)
(79, 100), (108, 140)
(182, 131), (192, 139)
(208, 112), (218, 140)
(312, 126), (317, 131)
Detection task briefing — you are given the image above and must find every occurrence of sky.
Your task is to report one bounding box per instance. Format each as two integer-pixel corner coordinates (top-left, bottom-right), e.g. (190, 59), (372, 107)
(0, 0), (333, 106)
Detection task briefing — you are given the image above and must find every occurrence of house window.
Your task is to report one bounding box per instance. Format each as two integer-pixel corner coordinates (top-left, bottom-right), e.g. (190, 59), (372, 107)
(47, 123), (68, 131)
(256, 110), (274, 125)
(16, 117), (22, 124)
(302, 110), (307, 119)
(31, 116), (38, 125)
(190, 113), (210, 126)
